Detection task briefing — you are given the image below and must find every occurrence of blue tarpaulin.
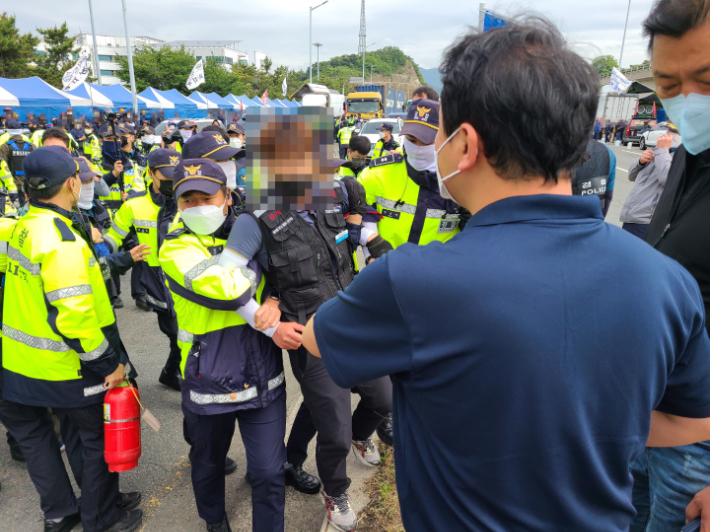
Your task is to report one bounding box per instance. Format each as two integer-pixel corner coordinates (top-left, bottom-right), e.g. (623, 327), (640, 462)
(483, 10), (507, 31)
(94, 84), (162, 110)
(140, 88), (206, 119)
(0, 76), (93, 121)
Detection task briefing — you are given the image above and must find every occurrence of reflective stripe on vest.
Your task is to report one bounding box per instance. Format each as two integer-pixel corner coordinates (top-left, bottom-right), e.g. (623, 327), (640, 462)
(8, 246), (40, 275)
(375, 196), (460, 221)
(111, 222), (129, 237)
(177, 329), (193, 344)
(184, 255), (221, 292)
(0, 241), (7, 255)
(188, 371), (285, 405)
(84, 384), (106, 397)
(46, 284), (93, 303)
(144, 293), (167, 310)
(133, 219), (157, 229)
(2, 324), (108, 362)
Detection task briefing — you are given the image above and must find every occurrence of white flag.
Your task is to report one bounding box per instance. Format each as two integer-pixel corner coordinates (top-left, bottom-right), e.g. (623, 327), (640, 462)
(186, 59), (206, 90)
(609, 67), (632, 94)
(61, 52), (91, 91)
(282, 75), (287, 98)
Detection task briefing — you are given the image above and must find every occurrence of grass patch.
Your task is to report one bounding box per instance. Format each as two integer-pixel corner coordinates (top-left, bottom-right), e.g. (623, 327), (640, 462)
(358, 443), (404, 532)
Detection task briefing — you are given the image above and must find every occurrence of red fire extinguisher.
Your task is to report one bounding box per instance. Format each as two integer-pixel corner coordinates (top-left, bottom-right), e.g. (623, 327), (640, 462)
(104, 382), (142, 473)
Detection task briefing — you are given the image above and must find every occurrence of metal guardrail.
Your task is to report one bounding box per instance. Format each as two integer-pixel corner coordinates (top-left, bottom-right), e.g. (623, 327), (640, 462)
(599, 65), (652, 82)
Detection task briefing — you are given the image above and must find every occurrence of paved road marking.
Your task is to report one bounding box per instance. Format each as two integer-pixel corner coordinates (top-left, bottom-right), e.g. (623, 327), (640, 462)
(617, 167), (628, 173)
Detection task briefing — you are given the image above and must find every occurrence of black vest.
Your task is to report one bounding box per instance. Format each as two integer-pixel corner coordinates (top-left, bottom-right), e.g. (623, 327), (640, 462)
(6, 139), (34, 177)
(256, 208), (354, 325)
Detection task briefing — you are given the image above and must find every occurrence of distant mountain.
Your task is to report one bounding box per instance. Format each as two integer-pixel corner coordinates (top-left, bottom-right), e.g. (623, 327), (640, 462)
(420, 67), (443, 94)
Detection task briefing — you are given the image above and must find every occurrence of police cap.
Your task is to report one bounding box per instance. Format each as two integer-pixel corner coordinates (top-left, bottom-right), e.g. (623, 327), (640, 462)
(23, 146), (79, 190)
(173, 158), (226, 199)
(148, 148), (181, 179)
(182, 130), (240, 161)
(75, 157), (100, 183)
(400, 98), (439, 145)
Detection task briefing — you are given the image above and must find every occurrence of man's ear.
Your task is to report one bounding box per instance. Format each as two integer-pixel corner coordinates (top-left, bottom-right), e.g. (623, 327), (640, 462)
(346, 149), (351, 160)
(458, 123), (480, 173)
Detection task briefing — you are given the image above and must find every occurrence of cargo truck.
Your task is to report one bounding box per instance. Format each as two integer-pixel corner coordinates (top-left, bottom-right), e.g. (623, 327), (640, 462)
(349, 84), (399, 119)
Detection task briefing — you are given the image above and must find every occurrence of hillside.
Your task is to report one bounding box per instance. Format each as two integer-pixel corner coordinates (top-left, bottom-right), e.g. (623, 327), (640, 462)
(420, 67), (443, 94)
(291, 46), (426, 97)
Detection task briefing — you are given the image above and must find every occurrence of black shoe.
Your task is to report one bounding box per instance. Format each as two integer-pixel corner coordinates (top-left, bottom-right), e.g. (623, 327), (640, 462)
(105, 509), (143, 532)
(206, 516), (232, 532)
(244, 472), (252, 485)
(44, 512), (80, 532)
(225, 457), (237, 475)
(10, 447), (26, 462)
(376, 415), (394, 447)
(158, 369), (181, 391)
(285, 463), (321, 494)
(134, 296), (151, 312)
(112, 296), (124, 309)
(116, 491), (142, 512)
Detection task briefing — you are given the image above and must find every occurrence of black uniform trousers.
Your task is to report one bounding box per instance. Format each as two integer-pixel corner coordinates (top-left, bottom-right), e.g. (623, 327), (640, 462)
(285, 346), (392, 497)
(338, 145), (349, 160)
(130, 261), (146, 300)
(0, 400), (80, 520)
(156, 310), (182, 376)
(182, 392), (286, 530)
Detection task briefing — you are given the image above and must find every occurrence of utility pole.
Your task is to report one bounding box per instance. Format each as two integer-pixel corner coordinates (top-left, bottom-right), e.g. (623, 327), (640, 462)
(363, 42), (376, 82)
(309, 2), (328, 83)
(120, 0), (138, 115)
(370, 65), (374, 83)
(87, 0), (102, 85)
(619, 0), (632, 69)
(359, 0), (366, 78)
(313, 42), (323, 81)
(478, 2), (486, 33)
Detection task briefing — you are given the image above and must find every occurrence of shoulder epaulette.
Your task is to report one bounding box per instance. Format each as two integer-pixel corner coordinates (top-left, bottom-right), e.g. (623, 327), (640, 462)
(165, 226), (189, 240)
(53, 218), (76, 242)
(369, 153), (404, 168)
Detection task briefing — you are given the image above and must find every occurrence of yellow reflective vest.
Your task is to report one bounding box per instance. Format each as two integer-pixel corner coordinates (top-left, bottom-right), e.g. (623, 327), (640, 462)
(158, 217), (285, 414)
(371, 138), (402, 159)
(337, 126), (355, 146)
(30, 129), (44, 147)
(2, 201), (124, 407)
(98, 158), (147, 211)
(357, 154), (462, 249)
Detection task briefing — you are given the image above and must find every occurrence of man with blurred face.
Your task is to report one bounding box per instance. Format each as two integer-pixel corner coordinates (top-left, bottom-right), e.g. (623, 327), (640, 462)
(630, 1), (710, 530)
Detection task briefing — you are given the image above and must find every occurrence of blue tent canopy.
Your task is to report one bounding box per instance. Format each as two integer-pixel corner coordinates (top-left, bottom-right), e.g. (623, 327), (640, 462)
(0, 76), (93, 121)
(267, 98), (288, 108)
(251, 96), (266, 107)
(93, 84), (162, 110)
(189, 91), (232, 109)
(64, 83), (114, 109)
(140, 87), (206, 119)
(278, 99), (298, 108)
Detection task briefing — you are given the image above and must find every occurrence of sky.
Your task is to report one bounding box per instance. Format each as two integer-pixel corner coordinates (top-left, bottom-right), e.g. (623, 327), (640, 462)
(9, 0), (654, 72)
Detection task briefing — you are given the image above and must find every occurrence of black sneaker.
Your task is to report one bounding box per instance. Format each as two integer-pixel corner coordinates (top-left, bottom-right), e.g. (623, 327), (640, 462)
(44, 512), (81, 532)
(158, 369), (181, 391)
(105, 509), (143, 532)
(134, 296), (151, 312)
(225, 457), (237, 476)
(116, 492), (142, 512)
(111, 296), (124, 309)
(285, 463), (321, 494)
(206, 516), (232, 532)
(376, 415), (394, 446)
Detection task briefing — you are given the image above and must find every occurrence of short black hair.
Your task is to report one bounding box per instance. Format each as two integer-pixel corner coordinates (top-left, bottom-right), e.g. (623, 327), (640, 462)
(25, 177), (70, 201)
(412, 86), (439, 101)
(440, 17), (598, 183)
(201, 124), (230, 144)
(643, 0), (710, 52)
(349, 135), (371, 155)
(42, 128), (71, 148)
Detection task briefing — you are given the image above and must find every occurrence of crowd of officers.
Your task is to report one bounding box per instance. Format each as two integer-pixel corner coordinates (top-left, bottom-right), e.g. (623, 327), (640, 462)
(0, 85), (479, 532)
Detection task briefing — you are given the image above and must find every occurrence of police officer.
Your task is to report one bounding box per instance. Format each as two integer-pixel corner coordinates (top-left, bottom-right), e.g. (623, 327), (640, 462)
(571, 138), (616, 218)
(28, 119), (44, 147)
(222, 133), (393, 530)
(338, 135), (372, 180)
(371, 123), (401, 159)
(83, 122), (103, 172)
(0, 119), (33, 203)
(158, 159), (286, 532)
(357, 99), (465, 250)
(98, 124), (147, 212)
(336, 121), (355, 160)
(103, 149), (185, 390)
(0, 146), (142, 532)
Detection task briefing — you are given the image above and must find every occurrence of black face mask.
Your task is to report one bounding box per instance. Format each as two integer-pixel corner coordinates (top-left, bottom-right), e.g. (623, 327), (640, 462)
(350, 157), (367, 169)
(158, 178), (174, 196)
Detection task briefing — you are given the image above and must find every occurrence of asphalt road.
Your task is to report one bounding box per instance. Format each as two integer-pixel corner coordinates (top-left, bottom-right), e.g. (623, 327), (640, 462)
(0, 139), (646, 531)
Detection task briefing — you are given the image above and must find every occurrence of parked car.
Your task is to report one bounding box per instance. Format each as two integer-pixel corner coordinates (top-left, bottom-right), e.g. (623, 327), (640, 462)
(622, 117), (657, 145)
(356, 118), (404, 156)
(154, 118), (216, 138)
(639, 122), (674, 150)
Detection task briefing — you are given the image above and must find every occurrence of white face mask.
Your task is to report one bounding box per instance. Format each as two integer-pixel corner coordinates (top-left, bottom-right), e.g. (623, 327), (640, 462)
(434, 126), (472, 204)
(78, 180), (95, 210)
(230, 138), (243, 149)
(180, 198), (227, 236)
(403, 137), (436, 172)
(216, 161), (238, 189)
(179, 129), (193, 142)
(143, 135), (157, 145)
(378, 132), (386, 139)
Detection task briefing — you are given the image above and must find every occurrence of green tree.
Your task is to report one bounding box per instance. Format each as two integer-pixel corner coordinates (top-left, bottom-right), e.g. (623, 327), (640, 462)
(115, 45), (195, 93)
(35, 22), (80, 87)
(592, 55), (619, 78)
(0, 12), (39, 78)
(198, 57), (236, 96)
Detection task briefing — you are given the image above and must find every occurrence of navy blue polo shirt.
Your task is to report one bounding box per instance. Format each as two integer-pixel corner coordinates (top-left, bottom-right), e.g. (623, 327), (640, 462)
(314, 194), (710, 532)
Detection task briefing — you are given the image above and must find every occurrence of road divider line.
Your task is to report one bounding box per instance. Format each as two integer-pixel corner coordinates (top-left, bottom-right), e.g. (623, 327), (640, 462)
(617, 167), (628, 173)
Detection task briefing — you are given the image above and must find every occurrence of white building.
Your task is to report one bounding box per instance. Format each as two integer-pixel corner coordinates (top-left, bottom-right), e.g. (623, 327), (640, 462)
(167, 41), (249, 71)
(71, 33), (165, 85)
(253, 51), (268, 71)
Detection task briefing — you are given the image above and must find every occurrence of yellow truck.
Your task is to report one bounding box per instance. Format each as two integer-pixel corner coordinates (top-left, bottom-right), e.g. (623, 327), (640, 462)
(345, 91), (383, 120)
